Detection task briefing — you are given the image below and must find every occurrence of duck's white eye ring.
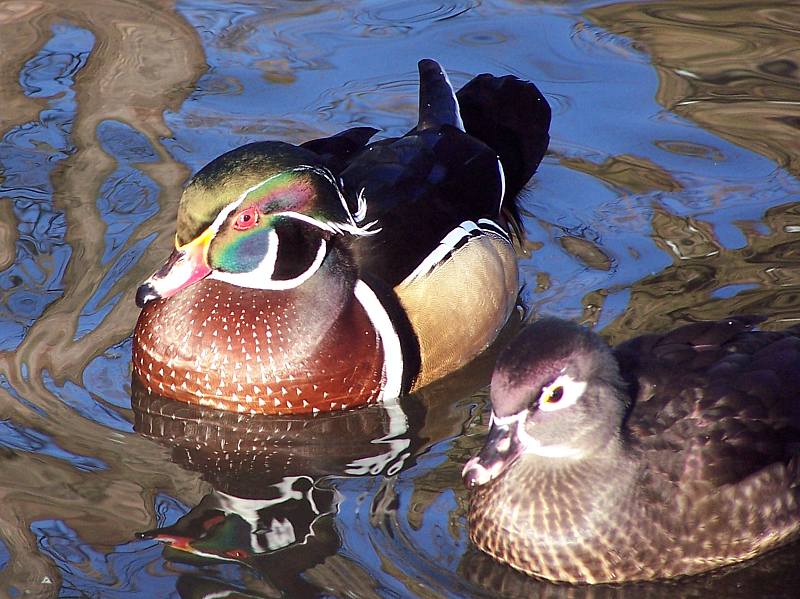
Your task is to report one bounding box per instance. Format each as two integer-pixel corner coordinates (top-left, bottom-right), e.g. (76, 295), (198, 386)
(538, 374), (586, 412)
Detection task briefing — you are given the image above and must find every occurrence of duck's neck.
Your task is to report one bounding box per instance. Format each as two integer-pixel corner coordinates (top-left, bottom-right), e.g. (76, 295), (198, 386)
(468, 440), (644, 581)
(517, 443), (635, 536)
(287, 242), (357, 314)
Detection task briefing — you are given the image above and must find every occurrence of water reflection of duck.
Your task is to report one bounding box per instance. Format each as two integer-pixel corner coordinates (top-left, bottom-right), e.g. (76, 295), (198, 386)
(132, 58), (550, 416)
(131, 377), (434, 597)
(131, 379), (418, 486)
(139, 480), (339, 598)
(463, 317), (800, 583)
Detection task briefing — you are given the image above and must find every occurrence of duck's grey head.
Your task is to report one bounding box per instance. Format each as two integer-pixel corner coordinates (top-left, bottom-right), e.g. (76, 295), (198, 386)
(463, 318), (627, 488)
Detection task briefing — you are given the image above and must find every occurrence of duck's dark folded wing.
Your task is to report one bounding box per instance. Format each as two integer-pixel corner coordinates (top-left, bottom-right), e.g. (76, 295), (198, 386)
(343, 127), (505, 285)
(340, 60), (551, 287)
(614, 318), (800, 488)
(341, 60), (512, 286)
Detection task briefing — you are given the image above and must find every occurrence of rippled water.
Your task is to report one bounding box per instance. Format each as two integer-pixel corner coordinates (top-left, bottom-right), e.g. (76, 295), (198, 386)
(1, 0), (800, 597)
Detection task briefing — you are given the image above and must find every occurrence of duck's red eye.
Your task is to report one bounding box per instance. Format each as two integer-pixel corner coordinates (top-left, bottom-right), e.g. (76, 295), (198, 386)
(233, 206), (259, 230)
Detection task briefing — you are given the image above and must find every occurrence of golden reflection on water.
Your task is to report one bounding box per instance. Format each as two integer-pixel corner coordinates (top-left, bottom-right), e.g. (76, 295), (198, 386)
(1, 0), (201, 379)
(561, 1), (800, 343)
(586, 0), (800, 176)
(558, 153), (683, 194)
(0, 0), (207, 593)
(0, 200), (17, 272)
(601, 201), (800, 344)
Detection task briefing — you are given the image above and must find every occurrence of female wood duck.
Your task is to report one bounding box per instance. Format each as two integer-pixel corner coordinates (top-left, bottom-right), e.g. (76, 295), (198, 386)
(133, 59), (550, 415)
(463, 317), (800, 583)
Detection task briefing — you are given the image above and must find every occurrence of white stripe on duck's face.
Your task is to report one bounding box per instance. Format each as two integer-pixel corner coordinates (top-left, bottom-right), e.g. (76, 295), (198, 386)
(211, 204), (358, 290)
(210, 226), (329, 291)
(203, 167), (381, 291)
(492, 372), (590, 460)
(226, 166), (377, 235)
(463, 385), (589, 489)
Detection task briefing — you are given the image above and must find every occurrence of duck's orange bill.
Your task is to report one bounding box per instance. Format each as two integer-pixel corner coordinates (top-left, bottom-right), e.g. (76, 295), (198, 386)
(135, 230), (213, 307)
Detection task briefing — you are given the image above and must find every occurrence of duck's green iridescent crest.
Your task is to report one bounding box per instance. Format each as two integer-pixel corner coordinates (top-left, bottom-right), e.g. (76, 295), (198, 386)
(176, 142), (334, 245)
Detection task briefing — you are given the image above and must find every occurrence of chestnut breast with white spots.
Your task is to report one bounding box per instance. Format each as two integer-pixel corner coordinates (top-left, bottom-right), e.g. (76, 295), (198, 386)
(132, 278), (384, 415)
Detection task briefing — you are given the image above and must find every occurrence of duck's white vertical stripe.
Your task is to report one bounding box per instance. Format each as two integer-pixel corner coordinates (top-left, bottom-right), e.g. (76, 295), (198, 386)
(345, 382), (411, 476)
(349, 280), (412, 475)
(353, 279), (404, 402)
(401, 220), (482, 284)
(496, 158), (506, 209)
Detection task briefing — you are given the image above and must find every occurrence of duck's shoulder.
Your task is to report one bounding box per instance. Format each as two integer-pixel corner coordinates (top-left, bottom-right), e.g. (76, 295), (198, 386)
(341, 125), (503, 219)
(300, 126), (379, 175)
(612, 318), (800, 487)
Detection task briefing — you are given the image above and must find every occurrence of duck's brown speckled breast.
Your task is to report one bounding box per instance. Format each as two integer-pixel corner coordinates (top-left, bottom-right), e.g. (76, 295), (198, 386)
(132, 278), (384, 415)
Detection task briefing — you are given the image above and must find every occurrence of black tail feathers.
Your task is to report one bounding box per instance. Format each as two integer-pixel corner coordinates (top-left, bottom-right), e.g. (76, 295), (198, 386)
(456, 73), (551, 200)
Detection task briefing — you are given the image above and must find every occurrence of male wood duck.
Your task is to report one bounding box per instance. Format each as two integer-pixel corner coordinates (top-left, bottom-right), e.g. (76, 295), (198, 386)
(133, 59), (551, 415)
(463, 317), (800, 583)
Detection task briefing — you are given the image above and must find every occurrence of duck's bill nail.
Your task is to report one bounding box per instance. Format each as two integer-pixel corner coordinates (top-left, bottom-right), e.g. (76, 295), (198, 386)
(462, 456), (493, 488)
(136, 246), (211, 307)
(462, 423), (522, 488)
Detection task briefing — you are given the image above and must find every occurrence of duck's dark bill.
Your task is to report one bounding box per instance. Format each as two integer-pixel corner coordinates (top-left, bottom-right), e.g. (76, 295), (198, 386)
(462, 416), (523, 488)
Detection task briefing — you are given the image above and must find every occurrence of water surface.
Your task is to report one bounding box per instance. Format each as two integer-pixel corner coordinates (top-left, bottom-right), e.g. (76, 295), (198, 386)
(1, 0), (800, 597)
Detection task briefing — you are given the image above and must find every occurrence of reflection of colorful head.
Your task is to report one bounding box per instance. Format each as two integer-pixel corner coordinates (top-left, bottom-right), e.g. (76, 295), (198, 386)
(139, 480), (338, 567)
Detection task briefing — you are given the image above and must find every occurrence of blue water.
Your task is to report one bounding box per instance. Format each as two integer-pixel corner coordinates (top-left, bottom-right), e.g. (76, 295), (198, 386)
(1, 0), (799, 596)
